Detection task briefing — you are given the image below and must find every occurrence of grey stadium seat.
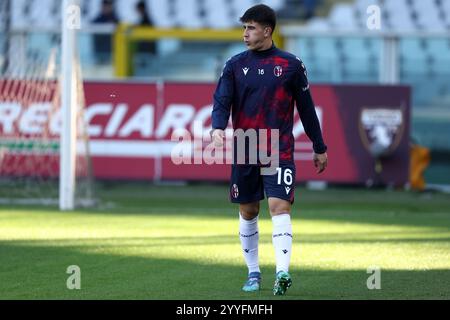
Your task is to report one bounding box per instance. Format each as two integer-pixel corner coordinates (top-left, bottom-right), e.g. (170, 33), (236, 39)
(148, 0), (176, 28)
(328, 3), (358, 31)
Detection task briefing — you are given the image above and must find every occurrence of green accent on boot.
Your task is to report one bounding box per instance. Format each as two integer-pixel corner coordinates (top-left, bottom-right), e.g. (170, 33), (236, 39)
(273, 271), (292, 295)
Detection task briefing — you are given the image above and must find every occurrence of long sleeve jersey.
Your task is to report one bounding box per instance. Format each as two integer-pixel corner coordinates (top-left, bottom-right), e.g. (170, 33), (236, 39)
(211, 44), (327, 163)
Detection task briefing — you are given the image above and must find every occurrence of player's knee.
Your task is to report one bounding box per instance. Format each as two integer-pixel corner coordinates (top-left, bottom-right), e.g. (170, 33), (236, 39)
(240, 203), (259, 219)
(268, 199), (291, 216)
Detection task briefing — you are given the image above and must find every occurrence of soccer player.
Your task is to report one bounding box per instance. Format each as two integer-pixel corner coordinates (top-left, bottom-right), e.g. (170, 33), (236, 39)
(210, 4), (328, 295)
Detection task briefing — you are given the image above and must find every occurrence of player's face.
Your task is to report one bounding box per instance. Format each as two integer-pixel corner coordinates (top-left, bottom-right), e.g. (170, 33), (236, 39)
(242, 21), (271, 51)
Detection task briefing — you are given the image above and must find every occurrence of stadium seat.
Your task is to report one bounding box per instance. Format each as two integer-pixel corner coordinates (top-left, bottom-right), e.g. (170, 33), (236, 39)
(78, 32), (96, 66)
(135, 47), (219, 80)
(426, 39), (450, 72)
(259, 0), (285, 11)
(82, 0), (103, 24)
(304, 38), (340, 82)
(305, 17), (331, 31)
(328, 4), (358, 31)
(27, 33), (56, 62)
(443, 0), (450, 25)
(223, 42), (247, 59)
(354, 0), (381, 28)
(116, 0), (140, 25)
(232, 0), (286, 22)
(173, 0), (203, 29)
(30, 0), (59, 29)
(354, 0), (381, 13)
(440, 1), (450, 31)
(412, 0), (446, 31)
(11, 0), (29, 29)
(338, 38), (379, 83)
(0, 1), (7, 30)
(204, 0), (235, 29)
(400, 38), (428, 61)
(383, 0), (416, 31)
(148, 0), (176, 28)
(231, 0), (258, 18)
(400, 38), (432, 85)
(293, 37), (314, 61)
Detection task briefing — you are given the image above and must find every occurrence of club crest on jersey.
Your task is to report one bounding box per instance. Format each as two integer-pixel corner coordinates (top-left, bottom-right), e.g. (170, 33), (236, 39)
(273, 66), (283, 77)
(231, 184), (239, 198)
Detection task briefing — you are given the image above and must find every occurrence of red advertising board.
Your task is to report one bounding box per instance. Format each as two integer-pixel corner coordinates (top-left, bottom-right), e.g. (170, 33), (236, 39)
(0, 80), (411, 185)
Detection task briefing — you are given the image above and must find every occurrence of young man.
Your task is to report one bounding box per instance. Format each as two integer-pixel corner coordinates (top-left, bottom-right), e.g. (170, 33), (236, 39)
(211, 4), (328, 295)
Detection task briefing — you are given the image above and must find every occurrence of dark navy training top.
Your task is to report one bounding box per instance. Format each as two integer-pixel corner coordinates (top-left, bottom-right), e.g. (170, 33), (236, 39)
(211, 44), (327, 163)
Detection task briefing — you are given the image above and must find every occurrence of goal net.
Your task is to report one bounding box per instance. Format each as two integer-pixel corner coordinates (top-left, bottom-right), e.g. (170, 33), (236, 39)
(0, 0), (94, 208)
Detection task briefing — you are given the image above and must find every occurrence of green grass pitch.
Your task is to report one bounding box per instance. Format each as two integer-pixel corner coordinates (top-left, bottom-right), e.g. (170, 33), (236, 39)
(0, 183), (449, 300)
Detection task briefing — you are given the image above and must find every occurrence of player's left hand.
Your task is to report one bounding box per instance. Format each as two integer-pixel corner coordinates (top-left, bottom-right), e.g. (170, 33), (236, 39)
(313, 152), (328, 174)
(210, 129), (225, 147)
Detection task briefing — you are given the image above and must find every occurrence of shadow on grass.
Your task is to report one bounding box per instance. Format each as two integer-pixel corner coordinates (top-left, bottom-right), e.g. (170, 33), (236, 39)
(2, 229), (450, 249)
(2, 184), (450, 231)
(0, 240), (449, 300)
(2, 206), (449, 233)
(92, 185), (450, 230)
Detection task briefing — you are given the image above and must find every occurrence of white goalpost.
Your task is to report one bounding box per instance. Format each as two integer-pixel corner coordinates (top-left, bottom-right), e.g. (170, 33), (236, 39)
(60, 0), (78, 210)
(60, 0), (95, 210)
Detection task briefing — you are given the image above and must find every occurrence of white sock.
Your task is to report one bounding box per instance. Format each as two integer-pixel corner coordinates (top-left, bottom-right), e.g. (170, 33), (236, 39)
(272, 214), (293, 273)
(239, 213), (260, 274)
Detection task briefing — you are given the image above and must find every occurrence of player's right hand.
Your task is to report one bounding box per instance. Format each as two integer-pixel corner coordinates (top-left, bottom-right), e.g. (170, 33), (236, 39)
(211, 129), (225, 147)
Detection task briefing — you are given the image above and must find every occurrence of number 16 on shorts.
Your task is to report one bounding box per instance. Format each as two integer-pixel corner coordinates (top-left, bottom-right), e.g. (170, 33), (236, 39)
(268, 165), (295, 203)
(276, 167), (293, 186)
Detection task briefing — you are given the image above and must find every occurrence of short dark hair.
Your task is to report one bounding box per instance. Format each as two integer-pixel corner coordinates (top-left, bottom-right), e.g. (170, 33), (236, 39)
(240, 4), (276, 33)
